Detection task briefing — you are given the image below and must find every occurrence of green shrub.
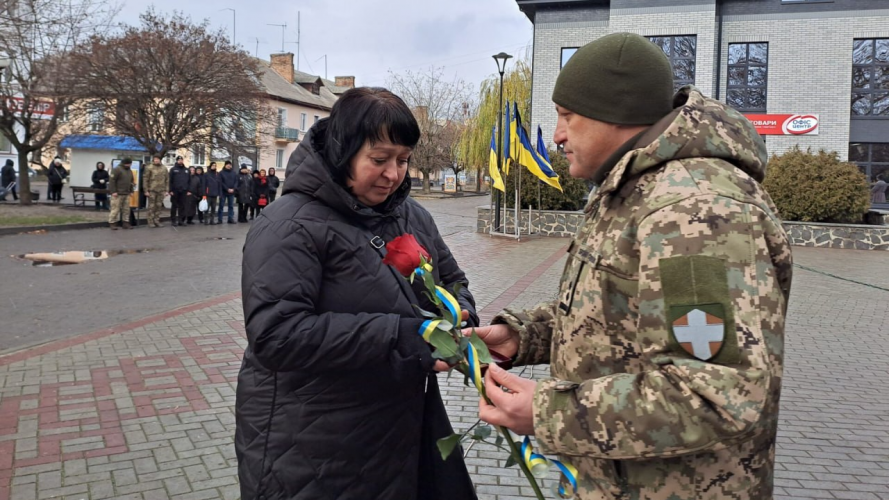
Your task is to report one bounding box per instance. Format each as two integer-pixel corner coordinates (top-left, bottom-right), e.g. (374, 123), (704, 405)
(763, 146), (870, 223)
(502, 149), (590, 211)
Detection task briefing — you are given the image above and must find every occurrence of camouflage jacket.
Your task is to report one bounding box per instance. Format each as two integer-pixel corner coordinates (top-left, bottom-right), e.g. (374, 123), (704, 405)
(143, 163), (169, 193)
(494, 88), (793, 500)
(108, 166), (134, 195)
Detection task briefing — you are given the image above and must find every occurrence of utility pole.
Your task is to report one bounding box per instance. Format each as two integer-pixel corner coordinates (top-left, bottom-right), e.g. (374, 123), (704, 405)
(267, 22), (286, 52)
(297, 12), (301, 70)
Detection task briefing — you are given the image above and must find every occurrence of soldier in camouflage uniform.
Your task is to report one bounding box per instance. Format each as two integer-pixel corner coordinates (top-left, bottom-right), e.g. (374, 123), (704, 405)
(143, 155), (169, 227)
(471, 33), (793, 499)
(108, 158), (135, 230)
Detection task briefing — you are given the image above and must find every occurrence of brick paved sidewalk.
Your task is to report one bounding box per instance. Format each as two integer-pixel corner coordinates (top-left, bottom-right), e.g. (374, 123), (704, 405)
(1, 241), (888, 500)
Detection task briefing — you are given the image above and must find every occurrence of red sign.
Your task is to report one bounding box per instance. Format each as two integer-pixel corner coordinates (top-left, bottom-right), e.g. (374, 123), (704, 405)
(744, 114), (819, 136)
(4, 97), (55, 120)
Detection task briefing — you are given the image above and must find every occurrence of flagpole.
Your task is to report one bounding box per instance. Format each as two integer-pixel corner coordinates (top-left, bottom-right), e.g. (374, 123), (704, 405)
(492, 53), (512, 234)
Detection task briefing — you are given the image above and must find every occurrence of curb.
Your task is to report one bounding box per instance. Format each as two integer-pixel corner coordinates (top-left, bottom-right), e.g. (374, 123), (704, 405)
(0, 291), (243, 366)
(0, 216), (174, 237)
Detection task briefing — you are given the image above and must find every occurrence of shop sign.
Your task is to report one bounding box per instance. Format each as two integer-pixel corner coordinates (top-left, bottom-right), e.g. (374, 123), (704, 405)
(744, 114), (819, 136)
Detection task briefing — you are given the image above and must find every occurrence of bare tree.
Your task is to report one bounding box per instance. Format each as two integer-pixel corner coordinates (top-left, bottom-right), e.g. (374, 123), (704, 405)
(71, 9), (270, 160)
(387, 67), (472, 194)
(0, 0), (118, 204)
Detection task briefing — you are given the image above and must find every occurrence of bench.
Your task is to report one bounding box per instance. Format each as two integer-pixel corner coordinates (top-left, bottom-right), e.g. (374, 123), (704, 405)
(71, 186), (109, 207)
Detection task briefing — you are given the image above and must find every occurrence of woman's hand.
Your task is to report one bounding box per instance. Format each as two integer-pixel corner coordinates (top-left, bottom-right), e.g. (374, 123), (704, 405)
(432, 310), (471, 372)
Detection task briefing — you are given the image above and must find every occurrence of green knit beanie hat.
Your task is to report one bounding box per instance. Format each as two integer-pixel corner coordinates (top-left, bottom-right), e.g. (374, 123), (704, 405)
(553, 33), (674, 125)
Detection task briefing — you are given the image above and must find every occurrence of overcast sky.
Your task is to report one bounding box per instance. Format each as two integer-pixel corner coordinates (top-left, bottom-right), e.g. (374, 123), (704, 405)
(115, 0), (533, 90)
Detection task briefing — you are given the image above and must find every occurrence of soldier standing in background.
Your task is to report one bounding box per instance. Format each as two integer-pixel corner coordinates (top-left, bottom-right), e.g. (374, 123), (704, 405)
(108, 158), (135, 230)
(467, 33), (793, 499)
(143, 155), (169, 228)
(168, 156), (189, 227)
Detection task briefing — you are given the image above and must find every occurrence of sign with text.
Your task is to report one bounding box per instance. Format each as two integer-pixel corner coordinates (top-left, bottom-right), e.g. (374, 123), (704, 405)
(744, 114), (819, 136)
(4, 97), (55, 120)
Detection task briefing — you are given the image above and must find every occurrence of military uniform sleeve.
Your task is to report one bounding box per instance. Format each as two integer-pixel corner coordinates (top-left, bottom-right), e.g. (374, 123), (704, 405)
(492, 303), (556, 366)
(533, 194), (790, 460)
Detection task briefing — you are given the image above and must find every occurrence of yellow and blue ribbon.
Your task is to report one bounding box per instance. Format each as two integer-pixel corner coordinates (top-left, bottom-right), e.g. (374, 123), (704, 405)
(418, 319), (442, 342)
(521, 436), (549, 478)
(551, 459), (578, 498)
(435, 286), (461, 325)
(466, 342), (484, 393)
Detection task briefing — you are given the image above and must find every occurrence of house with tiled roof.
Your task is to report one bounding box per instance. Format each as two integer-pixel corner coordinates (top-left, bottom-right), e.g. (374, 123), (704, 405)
(259, 53), (355, 173)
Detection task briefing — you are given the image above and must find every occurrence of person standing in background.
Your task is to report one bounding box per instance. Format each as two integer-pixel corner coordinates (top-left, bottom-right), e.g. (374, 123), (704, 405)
(266, 167), (280, 203)
(204, 162), (221, 225)
(236, 165), (252, 223)
(47, 157), (67, 202)
(108, 158), (135, 230)
(219, 160), (239, 224)
(168, 156), (189, 226)
(185, 166), (201, 225)
(1, 159), (17, 201)
(143, 155), (169, 228)
(90, 162), (110, 211)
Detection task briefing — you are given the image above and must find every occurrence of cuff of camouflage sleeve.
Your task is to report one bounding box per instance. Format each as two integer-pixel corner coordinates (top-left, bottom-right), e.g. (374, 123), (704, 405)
(492, 308), (542, 367)
(533, 377), (581, 456)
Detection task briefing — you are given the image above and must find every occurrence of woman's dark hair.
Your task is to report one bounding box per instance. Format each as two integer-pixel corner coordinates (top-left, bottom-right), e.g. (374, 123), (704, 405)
(321, 87), (420, 185)
(196, 166), (204, 174)
(96, 162), (105, 168)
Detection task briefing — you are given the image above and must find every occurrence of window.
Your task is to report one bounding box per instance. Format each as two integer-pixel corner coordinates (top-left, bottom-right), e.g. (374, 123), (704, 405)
(191, 145), (206, 166)
(88, 103), (105, 132)
(561, 48), (578, 69)
(314, 115), (319, 125)
(648, 35), (697, 92)
(300, 113), (307, 131)
(277, 107), (287, 128)
(163, 152), (176, 165)
(0, 134), (11, 153)
(850, 143), (889, 184)
(727, 43), (768, 112)
(276, 149), (284, 169)
(58, 106), (69, 123)
(852, 39), (889, 117)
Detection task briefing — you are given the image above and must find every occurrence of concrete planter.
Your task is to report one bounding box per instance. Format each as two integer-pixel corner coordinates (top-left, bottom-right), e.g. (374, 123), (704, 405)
(477, 207), (889, 251)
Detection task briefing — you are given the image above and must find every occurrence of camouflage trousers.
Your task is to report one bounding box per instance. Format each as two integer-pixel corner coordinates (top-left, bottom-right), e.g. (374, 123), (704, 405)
(146, 191), (165, 225)
(108, 194), (130, 225)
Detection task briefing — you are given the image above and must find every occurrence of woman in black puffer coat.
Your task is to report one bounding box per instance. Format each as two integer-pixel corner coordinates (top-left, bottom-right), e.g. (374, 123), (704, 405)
(236, 88), (478, 500)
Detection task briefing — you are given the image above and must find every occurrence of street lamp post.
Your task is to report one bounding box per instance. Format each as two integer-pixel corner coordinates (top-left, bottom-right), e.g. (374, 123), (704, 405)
(492, 52), (512, 233)
(220, 8), (236, 46)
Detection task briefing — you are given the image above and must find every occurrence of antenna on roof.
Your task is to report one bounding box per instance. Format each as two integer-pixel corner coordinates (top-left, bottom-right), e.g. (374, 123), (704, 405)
(250, 37), (266, 57)
(315, 55), (327, 80)
(266, 22), (287, 52)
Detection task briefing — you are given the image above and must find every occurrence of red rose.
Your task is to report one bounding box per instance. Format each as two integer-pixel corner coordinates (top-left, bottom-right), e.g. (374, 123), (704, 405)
(383, 234), (431, 276)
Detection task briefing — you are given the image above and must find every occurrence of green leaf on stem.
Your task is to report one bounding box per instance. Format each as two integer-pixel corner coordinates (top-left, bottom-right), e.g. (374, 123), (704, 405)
(472, 425), (492, 440)
(412, 305), (438, 319)
(469, 331), (493, 365)
(504, 454), (517, 469)
(436, 433), (462, 460)
(495, 433), (504, 447)
(427, 328), (460, 359)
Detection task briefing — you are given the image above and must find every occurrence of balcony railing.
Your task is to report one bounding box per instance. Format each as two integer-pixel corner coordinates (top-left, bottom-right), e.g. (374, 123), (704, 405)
(275, 127), (299, 142)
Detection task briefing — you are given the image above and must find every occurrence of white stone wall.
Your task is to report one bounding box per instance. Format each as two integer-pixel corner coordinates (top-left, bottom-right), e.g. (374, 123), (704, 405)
(531, 5), (889, 161)
(721, 10), (889, 160)
(531, 2), (718, 150)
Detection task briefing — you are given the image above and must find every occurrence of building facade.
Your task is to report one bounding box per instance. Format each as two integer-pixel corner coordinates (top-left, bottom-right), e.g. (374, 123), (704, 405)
(519, 0), (889, 185)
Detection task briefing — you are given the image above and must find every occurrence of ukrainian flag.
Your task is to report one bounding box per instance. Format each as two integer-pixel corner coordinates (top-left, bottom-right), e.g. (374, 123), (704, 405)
(537, 125), (550, 164)
(513, 106), (562, 191)
(489, 126), (505, 192)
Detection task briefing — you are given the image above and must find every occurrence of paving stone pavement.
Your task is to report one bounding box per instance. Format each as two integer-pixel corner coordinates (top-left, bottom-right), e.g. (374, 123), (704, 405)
(1, 196), (888, 499)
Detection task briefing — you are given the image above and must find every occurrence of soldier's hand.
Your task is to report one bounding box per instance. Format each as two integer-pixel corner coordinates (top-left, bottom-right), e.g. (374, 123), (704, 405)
(462, 324), (518, 360)
(479, 364), (536, 435)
